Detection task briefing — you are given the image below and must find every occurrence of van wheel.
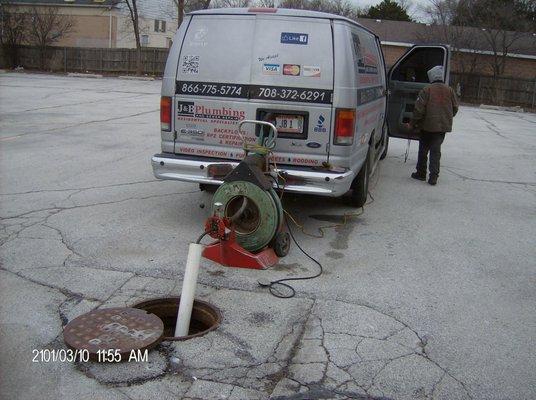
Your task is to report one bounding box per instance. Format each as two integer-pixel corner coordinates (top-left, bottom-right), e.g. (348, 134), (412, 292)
(348, 151), (370, 208)
(380, 133), (389, 160)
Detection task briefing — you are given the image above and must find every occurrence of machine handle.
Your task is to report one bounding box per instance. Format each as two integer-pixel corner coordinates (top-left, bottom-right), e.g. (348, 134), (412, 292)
(238, 120), (278, 149)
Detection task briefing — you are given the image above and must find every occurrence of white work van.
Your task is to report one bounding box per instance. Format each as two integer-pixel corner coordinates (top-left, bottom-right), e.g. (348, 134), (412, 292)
(152, 8), (450, 207)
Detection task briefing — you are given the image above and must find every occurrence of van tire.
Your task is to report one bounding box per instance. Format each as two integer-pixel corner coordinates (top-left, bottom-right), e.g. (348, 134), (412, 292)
(380, 132), (389, 160)
(349, 150), (370, 208)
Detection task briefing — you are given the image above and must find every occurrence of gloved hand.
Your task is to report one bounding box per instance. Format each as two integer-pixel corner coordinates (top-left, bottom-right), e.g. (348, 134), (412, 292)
(401, 122), (414, 133)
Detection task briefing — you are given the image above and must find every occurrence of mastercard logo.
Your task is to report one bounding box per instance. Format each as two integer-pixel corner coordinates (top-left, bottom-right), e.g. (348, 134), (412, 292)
(283, 64), (301, 76)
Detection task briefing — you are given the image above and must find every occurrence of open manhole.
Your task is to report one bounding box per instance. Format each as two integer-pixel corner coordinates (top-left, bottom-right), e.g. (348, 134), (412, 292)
(133, 297), (221, 341)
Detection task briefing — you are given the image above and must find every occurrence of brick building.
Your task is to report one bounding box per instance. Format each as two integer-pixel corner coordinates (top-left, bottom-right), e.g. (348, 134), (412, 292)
(1, 0), (175, 48)
(356, 18), (536, 80)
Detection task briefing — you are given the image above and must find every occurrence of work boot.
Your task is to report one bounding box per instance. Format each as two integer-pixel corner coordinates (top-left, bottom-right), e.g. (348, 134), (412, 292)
(428, 175), (438, 186)
(411, 172), (426, 181)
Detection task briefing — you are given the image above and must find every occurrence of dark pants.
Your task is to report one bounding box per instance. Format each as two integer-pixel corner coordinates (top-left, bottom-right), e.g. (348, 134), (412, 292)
(416, 132), (445, 178)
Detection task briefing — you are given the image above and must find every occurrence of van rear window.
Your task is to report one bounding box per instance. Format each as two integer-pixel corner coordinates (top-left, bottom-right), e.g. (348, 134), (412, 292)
(178, 16), (255, 84)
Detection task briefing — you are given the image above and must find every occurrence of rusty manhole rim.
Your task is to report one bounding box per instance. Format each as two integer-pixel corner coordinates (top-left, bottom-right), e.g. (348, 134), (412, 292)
(132, 296), (222, 341)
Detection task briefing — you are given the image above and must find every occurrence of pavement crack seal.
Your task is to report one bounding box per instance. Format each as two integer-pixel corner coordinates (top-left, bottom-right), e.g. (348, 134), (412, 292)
(0, 189), (201, 226)
(0, 109), (158, 141)
(0, 179), (161, 196)
(325, 297), (473, 400)
(11, 93), (148, 114)
(443, 167), (536, 186)
(430, 371), (447, 400)
(268, 300), (316, 395)
(0, 267), (102, 303)
(480, 115), (536, 148)
(43, 222), (84, 266)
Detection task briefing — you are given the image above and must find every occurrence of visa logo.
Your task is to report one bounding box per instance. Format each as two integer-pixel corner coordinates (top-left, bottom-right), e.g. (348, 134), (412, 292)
(262, 63), (281, 75)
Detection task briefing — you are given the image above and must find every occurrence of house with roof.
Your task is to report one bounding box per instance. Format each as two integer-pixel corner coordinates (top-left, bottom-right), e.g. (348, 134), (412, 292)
(1, 0), (176, 48)
(356, 18), (536, 80)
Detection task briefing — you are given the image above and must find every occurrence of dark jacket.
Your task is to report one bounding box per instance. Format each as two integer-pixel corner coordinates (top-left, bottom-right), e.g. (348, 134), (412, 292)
(412, 82), (459, 133)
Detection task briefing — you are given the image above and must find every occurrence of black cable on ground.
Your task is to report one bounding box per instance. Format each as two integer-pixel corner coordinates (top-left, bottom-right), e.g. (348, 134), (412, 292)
(256, 174), (324, 298)
(262, 170), (377, 298)
(261, 213), (323, 298)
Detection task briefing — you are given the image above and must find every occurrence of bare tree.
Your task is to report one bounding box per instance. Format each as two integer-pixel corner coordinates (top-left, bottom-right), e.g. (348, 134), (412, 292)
(123, 0), (143, 75)
(279, 0), (361, 18)
(455, 0), (534, 79)
(211, 0), (250, 7)
(279, 0), (308, 9)
(0, 2), (30, 68)
(257, 0), (276, 7)
(160, 0), (211, 30)
(420, 0), (535, 104)
(27, 6), (73, 70)
(419, 0), (480, 75)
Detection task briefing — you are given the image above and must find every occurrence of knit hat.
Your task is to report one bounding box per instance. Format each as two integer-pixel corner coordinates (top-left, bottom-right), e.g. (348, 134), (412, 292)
(427, 66), (444, 83)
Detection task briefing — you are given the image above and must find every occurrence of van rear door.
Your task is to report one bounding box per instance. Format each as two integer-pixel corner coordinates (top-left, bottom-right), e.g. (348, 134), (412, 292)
(174, 15), (255, 159)
(386, 45), (450, 140)
(174, 13), (334, 167)
(249, 15), (334, 166)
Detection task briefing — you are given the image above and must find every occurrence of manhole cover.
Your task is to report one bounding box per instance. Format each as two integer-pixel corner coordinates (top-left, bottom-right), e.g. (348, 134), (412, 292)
(63, 307), (164, 361)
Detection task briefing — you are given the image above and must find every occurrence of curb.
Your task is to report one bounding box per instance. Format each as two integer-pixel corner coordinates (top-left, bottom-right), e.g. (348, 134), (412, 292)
(118, 75), (155, 81)
(67, 72), (103, 78)
(480, 104), (525, 113)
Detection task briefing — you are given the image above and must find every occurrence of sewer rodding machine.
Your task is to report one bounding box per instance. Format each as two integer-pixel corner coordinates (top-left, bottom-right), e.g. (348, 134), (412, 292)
(62, 120), (319, 361)
(200, 119), (290, 269)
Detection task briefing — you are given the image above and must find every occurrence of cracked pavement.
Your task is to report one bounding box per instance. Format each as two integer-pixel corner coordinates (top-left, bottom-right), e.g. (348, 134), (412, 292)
(1, 72), (535, 399)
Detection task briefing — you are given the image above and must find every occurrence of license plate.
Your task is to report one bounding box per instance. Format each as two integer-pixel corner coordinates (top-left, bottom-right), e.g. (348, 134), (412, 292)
(275, 115), (304, 134)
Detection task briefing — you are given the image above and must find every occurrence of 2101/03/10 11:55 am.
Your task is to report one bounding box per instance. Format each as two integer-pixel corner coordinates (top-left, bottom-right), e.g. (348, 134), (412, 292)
(31, 348), (149, 363)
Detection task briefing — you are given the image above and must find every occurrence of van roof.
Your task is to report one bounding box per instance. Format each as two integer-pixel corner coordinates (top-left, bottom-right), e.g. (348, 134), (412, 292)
(189, 7), (378, 38)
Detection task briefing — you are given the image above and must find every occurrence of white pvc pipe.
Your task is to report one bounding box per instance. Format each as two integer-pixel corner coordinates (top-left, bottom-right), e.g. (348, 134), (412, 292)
(174, 243), (203, 337)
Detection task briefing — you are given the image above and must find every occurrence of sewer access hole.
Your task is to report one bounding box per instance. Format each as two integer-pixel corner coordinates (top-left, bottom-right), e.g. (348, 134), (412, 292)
(133, 297), (221, 341)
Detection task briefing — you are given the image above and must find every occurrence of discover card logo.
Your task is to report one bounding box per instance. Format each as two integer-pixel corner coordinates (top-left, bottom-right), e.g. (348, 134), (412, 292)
(303, 66), (321, 78)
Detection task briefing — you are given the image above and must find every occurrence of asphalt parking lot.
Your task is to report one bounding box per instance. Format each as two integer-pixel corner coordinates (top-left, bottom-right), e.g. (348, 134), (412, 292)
(1, 72), (535, 400)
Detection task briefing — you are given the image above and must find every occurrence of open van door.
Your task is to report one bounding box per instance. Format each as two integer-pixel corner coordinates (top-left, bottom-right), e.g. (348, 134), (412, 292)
(386, 45), (450, 140)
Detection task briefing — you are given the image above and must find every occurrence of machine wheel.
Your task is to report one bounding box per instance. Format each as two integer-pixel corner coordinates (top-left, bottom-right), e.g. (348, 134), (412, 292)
(380, 133), (389, 160)
(273, 231), (291, 257)
(348, 150), (370, 208)
(199, 183), (218, 193)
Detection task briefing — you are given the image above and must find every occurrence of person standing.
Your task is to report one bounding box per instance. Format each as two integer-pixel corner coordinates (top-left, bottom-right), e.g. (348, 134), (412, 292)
(410, 65), (458, 185)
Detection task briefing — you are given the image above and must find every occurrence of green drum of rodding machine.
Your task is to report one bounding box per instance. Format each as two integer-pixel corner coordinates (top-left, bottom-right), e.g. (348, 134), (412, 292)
(212, 181), (281, 252)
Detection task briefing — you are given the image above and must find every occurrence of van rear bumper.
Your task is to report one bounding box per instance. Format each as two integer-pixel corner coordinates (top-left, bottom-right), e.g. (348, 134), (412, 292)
(151, 153), (354, 197)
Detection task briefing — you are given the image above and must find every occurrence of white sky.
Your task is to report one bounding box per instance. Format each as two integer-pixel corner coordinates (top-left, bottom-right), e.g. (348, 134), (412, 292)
(352, 0), (431, 22)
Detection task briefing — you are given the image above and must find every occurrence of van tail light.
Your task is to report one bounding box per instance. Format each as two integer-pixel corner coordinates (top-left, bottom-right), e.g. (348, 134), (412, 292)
(334, 108), (356, 145)
(160, 96), (172, 131)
